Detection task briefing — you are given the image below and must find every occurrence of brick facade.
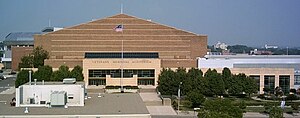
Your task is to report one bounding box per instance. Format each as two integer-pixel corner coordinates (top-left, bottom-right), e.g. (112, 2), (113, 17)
(34, 14), (207, 69)
(11, 46), (33, 70)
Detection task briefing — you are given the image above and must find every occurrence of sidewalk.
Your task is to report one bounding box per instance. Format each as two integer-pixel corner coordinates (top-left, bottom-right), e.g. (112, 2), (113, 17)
(0, 87), (15, 94)
(243, 112), (299, 118)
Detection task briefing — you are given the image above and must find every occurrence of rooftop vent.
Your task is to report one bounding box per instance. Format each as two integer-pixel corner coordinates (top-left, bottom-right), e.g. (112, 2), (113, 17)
(63, 78), (76, 84)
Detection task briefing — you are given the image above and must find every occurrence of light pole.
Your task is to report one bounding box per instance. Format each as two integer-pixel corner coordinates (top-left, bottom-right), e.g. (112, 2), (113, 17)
(178, 82), (182, 114)
(29, 71), (32, 85)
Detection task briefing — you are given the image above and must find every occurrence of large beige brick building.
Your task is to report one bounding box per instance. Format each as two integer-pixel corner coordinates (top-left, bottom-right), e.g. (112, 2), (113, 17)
(34, 14), (207, 87)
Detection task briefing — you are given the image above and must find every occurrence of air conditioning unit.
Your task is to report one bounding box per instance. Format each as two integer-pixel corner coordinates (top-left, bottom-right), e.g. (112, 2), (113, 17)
(63, 78), (76, 84)
(50, 91), (67, 107)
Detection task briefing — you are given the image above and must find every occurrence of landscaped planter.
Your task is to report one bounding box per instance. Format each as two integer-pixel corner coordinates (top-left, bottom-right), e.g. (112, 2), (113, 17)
(105, 88), (139, 93)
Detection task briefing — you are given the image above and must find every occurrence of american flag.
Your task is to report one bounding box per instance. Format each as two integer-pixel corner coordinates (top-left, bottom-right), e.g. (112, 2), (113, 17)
(114, 24), (123, 32)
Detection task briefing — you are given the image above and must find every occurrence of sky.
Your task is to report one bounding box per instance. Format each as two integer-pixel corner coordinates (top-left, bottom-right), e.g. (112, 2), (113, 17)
(0, 0), (300, 48)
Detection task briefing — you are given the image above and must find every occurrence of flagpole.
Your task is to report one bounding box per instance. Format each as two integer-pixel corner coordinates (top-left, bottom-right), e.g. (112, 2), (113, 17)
(121, 25), (124, 93)
(121, 4), (123, 14)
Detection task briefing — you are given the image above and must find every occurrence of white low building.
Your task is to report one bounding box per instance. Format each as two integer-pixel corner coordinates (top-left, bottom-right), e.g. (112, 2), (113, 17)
(198, 55), (300, 94)
(15, 82), (85, 107)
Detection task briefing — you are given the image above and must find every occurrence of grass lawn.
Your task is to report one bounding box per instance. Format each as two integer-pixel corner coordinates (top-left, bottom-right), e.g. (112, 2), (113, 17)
(246, 106), (294, 113)
(246, 107), (265, 112)
(171, 95), (299, 113)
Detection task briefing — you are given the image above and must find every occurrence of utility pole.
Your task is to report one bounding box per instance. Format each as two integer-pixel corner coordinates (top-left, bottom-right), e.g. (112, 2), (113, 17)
(178, 82), (182, 114)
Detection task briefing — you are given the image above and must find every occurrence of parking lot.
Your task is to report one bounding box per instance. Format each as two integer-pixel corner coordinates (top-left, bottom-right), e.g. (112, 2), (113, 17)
(0, 76), (15, 93)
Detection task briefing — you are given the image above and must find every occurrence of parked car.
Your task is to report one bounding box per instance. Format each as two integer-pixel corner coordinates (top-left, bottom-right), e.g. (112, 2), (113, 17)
(0, 74), (5, 80)
(10, 71), (17, 75)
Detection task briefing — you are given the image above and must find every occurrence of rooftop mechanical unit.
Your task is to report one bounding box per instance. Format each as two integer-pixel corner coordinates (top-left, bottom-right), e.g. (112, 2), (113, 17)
(63, 78), (76, 84)
(50, 91), (67, 107)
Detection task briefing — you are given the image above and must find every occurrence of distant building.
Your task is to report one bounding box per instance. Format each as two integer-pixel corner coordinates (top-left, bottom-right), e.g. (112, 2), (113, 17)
(41, 27), (63, 33)
(2, 32), (41, 69)
(214, 41), (228, 50)
(207, 52), (222, 55)
(198, 55), (300, 94)
(250, 49), (273, 55)
(2, 27), (63, 70)
(265, 44), (278, 49)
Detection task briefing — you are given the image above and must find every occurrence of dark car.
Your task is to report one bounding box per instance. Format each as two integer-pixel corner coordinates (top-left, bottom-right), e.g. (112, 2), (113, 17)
(0, 74), (5, 80)
(10, 71), (16, 75)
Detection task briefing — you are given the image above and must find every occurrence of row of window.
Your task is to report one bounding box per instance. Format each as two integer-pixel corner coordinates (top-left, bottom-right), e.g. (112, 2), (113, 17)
(295, 75), (300, 85)
(89, 69), (155, 78)
(249, 75), (290, 94)
(85, 52), (159, 58)
(88, 79), (154, 86)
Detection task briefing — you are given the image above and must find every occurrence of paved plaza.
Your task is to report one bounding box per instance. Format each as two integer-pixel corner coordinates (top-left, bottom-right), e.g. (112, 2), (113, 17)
(0, 93), (150, 118)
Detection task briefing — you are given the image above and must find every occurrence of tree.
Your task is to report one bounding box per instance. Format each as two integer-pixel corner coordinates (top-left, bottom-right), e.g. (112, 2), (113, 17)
(227, 45), (253, 54)
(222, 67), (232, 90)
(274, 86), (284, 97)
(184, 68), (204, 95)
(18, 55), (33, 69)
(70, 65), (84, 81)
(297, 88), (300, 95)
(18, 46), (49, 69)
(51, 65), (71, 81)
(269, 105), (283, 118)
(228, 74), (243, 95)
(186, 90), (205, 108)
(264, 87), (272, 95)
(264, 103), (283, 118)
(228, 74), (257, 97)
(15, 70), (30, 88)
(244, 75), (258, 97)
(290, 88), (296, 94)
(175, 68), (187, 95)
(157, 68), (177, 95)
(291, 103), (299, 113)
(32, 46), (49, 68)
(239, 100), (247, 113)
(33, 65), (53, 81)
(204, 69), (225, 96)
(198, 99), (243, 118)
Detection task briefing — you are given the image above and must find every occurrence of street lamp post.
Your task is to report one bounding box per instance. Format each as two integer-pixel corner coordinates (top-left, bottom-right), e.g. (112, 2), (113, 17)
(178, 82), (182, 114)
(29, 71), (32, 85)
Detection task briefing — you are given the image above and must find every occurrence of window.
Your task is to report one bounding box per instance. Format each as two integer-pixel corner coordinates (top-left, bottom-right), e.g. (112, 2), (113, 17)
(137, 70), (154, 78)
(68, 94), (74, 99)
(279, 75), (290, 94)
(85, 52), (159, 58)
(264, 75), (275, 93)
(88, 69), (155, 78)
(138, 79), (155, 85)
(250, 75), (260, 92)
(295, 75), (300, 85)
(89, 79), (106, 85)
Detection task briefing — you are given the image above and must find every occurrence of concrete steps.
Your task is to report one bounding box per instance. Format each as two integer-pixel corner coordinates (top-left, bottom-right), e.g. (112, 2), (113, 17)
(139, 88), (156, 93)
(86, 89), (105, 93)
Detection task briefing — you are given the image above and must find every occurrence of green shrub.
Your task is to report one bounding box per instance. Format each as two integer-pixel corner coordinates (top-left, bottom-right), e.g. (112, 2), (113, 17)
(286, 94), (299, 101)
(239, 100), (247, 112)
(105, 86), (139, 89)
(105, 86), (119, 89)
(291, 103), (299, 112)
(15, 70), (30, 88)
(258, 94), (265, 99)
(124, 86), (139, 89)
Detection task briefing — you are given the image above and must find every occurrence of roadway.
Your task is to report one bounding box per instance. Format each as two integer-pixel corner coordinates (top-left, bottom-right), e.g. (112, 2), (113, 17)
(0, 77), (15, 93)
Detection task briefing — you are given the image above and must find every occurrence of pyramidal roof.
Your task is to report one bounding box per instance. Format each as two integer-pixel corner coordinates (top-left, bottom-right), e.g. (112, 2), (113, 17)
(44, 14), (203, 36)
